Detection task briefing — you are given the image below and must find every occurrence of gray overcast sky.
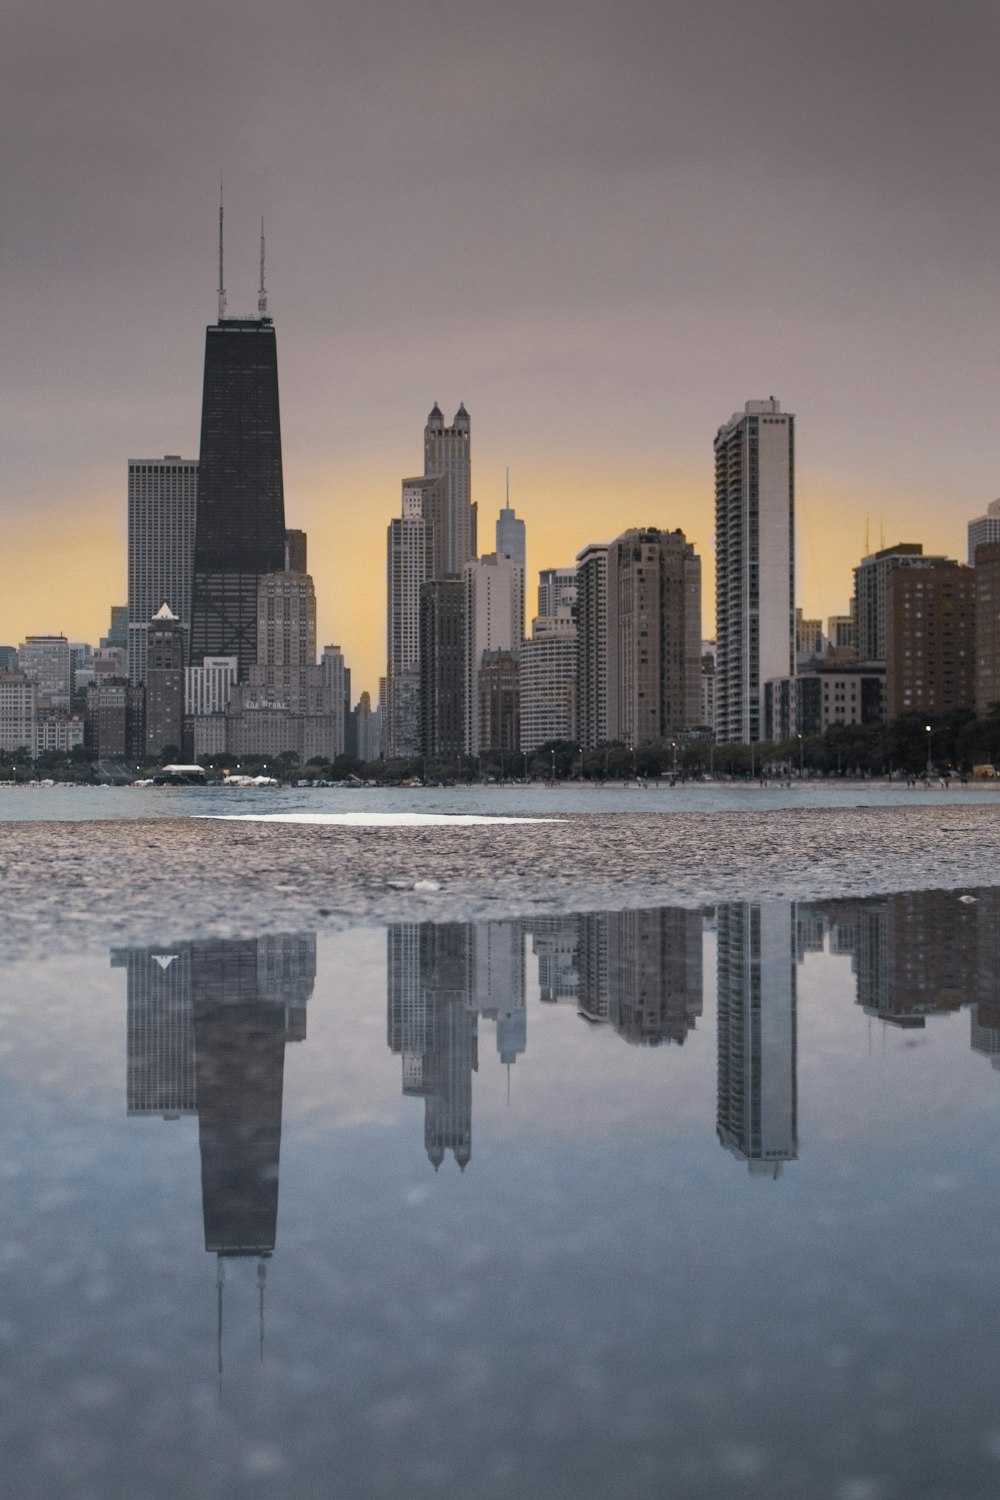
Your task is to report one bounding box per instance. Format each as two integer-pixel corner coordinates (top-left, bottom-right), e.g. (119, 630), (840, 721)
(2, 0), (999, 685)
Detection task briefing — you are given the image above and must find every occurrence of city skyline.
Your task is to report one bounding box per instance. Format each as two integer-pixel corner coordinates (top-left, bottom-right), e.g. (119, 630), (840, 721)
(4, 2), (1000, 694)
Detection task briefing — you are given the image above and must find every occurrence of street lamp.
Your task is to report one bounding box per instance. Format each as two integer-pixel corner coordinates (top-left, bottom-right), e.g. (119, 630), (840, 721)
(797, 732), (803, 778)
(925, 723), (933, 777)
(631, 744), (637, 781)
(550, 748), (556, 785)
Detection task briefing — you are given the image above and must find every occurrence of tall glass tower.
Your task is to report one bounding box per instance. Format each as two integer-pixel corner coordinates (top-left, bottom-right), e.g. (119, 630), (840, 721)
(189, 315), (286, 676)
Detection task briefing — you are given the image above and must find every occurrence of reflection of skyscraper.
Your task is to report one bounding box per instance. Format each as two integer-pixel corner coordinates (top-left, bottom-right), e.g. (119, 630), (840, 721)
(388, 924), (477, 1171)
(528, 917), (581, 1005)
(607, 909), (703, 1046)
(470, 921), (526, 1066)
(821, 892), (977, 1028)
(716, 904), (797, 1177)
(113, 945), (196, 1118)
(576, 909), (703, 1046)
(118, 933), (313, 1262)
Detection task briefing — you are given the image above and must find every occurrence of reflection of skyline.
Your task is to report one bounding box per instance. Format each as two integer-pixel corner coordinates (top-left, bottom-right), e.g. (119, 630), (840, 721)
(387, 909), (705, 1170)
(802, 891), (986, 1030)
(114, 935), (315, 1369)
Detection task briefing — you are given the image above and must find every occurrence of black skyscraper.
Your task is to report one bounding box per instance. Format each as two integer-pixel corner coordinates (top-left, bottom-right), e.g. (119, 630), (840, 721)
(189, 316), (286, 675)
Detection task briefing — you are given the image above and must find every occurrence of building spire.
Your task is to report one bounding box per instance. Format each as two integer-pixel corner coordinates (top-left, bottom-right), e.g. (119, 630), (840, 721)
(258, 217), (268, 317)
(505, 466), (510, 508)
(216, 1256), (225, 1402)
(258, 1258), (267, 1363)
(217, 174), (227, 322)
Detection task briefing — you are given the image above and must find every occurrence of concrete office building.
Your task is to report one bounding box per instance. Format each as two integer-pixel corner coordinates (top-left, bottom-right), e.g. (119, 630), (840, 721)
(765, 664), (886, 740)
(714, 399), (795, 743)
(0, 671), (37, 753)
(127, 456), (198, 682)
(18, 635), (72, 708)
(463, 553), (523, 756)
(885, 560), (975, 719)
(575, 543), (609, 750)
(35, 707), (85, 757)
(852, 544), (948, 665)
(827, 614), (855, 650)
(606, 527), (703, 746)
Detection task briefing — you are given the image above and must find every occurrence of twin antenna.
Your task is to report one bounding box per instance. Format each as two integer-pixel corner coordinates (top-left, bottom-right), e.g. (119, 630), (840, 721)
(217, 177), (268, 322)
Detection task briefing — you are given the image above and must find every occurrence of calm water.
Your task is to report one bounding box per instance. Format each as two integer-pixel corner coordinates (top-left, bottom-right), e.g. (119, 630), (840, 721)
(2, 779), (1000, 821)
(2, 889), (999, 1498)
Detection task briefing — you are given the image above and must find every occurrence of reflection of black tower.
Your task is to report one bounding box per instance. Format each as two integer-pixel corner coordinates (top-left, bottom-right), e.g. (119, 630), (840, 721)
(191, 936), (313, 1259)
(716, 904), (797, 1178)
(388, 923), (477, 1171)
(189, 216), (286, 677)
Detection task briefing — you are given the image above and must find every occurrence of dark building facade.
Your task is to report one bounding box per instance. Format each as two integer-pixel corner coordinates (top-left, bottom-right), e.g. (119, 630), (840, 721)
(478, 649), (520, 754)
(190, 318), (286, 678)
(85, 677), (144, 760)
(420, 578), (466, 762)
(885, 560), (976, 719)
(145, 605), (185, 758)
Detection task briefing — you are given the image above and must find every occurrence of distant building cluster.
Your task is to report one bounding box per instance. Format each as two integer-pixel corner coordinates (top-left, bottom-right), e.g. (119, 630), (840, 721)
(5, 221), (1000, 769)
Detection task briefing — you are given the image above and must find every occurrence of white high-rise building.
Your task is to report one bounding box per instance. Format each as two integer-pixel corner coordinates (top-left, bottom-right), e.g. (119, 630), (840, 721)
(18, 635), (72, 708)
(537, 567), (577, 621)
(386, 483), (434, 758)
(968, 499), (1000, 565)
(714, 400), (795, 743)
(127, 456), (198, 683)
(0, 671), (37, 753)
(463, 553), (523, 756)
(520, 620), (577, 753)
(185, 656), (237, 717)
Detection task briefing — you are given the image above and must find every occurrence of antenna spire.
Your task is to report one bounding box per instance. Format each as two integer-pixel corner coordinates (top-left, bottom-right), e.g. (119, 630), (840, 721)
(258, 1258), (267, 1363)
(217, 175), (227, 322)
(505, 466), (510, 508)
(216, 1257), (225, 1402)
(258, 217), (268, 317)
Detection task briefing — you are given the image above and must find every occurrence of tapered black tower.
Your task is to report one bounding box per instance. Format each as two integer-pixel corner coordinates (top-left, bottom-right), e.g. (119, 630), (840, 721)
(189, 204), (286, 676)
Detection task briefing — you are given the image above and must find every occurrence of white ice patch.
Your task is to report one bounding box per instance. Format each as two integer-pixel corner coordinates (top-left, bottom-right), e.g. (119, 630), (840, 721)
(198, 811), (555, 826)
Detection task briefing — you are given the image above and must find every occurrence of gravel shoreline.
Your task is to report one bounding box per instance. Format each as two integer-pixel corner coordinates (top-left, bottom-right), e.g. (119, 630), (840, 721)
(2, 804), (999, 957)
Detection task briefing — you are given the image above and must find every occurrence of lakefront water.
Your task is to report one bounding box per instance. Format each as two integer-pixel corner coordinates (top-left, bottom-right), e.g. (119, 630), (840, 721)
(3, 789), (1000, 1497)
